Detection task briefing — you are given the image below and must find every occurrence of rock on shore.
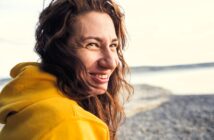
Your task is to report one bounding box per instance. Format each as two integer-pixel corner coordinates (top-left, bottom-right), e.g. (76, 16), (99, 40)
(124, 84), (172, 117)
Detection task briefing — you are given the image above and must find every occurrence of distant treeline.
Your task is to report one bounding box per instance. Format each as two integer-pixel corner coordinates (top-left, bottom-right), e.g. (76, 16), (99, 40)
(130, 62), (214, 73)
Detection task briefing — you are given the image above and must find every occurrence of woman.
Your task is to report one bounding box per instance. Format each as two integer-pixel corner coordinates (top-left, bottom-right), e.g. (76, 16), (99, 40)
(0, 0), (132, 140)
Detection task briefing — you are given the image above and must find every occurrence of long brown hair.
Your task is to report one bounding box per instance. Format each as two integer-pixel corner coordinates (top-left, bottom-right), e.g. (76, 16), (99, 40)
(35, 0), (133, 139)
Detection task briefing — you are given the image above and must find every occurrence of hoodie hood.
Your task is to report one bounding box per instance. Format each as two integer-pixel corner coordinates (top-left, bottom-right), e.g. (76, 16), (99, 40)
(0, 62), (64, 123)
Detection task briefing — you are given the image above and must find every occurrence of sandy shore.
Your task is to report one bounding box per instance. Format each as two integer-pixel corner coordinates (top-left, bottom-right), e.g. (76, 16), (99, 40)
(118, 85), (214, 140)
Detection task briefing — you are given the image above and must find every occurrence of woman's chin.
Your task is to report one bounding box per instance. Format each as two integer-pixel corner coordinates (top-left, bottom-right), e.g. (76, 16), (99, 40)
(89, 87), (107, 95)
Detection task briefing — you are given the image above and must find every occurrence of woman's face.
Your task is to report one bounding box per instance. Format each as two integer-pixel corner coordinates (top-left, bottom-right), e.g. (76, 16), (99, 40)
(69, 11), (119, 95)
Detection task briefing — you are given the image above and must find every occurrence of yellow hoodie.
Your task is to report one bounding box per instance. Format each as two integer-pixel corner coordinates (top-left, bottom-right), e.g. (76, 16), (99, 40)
(0, 62), (109, 140)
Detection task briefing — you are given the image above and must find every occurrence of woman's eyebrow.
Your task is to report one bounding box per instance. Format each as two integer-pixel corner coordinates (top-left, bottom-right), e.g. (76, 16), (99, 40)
(80, 36), (118, 42)
(80, 36), (102, 42)
(112, 38), (118, 42)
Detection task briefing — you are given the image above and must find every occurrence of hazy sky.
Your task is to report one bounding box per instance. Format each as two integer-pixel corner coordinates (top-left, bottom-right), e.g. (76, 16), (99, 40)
(121, 0), (214, 66)
(0, 0), (214, 77)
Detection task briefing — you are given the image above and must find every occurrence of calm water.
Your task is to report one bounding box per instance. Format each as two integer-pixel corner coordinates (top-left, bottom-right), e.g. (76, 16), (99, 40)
(130, 67), (214, 95)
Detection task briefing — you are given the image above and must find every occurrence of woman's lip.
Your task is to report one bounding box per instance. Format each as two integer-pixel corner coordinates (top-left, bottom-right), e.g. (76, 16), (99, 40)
(89, 73), (109, 84)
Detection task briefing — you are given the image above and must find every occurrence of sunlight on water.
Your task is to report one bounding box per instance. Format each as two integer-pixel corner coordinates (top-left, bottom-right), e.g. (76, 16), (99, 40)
(130, 67), (214, 94)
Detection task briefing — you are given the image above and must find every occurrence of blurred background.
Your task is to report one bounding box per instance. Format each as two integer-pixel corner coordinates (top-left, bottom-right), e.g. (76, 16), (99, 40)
(0, 0), (214, 139)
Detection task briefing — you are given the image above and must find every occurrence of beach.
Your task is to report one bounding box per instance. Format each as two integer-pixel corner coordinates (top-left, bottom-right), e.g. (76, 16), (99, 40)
(118, 84), (214, 140)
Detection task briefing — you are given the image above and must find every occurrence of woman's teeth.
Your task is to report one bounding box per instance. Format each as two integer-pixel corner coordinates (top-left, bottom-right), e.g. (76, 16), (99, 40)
(97, 74), (108, 79)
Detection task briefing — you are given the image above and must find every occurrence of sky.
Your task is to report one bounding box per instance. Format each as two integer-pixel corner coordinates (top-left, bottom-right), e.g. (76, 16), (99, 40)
(120, 0), (214, 66)
(0, 0), (214, 78)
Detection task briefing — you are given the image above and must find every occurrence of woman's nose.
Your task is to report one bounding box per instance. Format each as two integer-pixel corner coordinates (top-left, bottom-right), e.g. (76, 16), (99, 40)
(98, 50), (118, 69)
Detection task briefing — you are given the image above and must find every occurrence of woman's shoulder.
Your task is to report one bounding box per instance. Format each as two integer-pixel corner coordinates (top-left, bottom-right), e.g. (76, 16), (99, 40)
(0, 96), (110, 140)
(31, 96), (108, 128)
(28, 97), (110, 139)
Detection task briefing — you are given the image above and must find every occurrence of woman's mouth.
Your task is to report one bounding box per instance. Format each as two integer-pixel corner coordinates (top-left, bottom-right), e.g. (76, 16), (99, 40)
(89, 73), (109, 84)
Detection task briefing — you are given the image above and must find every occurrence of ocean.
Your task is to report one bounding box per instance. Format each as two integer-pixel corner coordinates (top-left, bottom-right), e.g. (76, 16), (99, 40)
(129, 62), (214, 94)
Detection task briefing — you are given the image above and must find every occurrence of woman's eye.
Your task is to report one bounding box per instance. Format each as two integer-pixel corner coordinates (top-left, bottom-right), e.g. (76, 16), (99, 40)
(110, 44), (118, 49)
(86, 43), (99, 48)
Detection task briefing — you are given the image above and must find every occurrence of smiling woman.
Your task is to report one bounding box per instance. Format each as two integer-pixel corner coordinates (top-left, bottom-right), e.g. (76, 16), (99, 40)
(0, 0), (133, 140)
(69, 12), (120, 95)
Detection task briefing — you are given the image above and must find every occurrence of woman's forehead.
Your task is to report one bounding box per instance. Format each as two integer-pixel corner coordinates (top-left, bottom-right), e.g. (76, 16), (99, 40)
(71, 11), (117, 40)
